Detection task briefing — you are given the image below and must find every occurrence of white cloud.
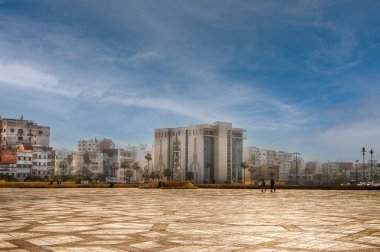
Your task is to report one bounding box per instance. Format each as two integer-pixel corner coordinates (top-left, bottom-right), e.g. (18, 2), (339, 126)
(0, 61), (58, 90)
(316, 120), (380, 153)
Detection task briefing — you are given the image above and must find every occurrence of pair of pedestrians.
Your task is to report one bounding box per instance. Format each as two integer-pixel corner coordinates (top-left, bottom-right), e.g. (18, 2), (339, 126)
(261, 178), (275, 192)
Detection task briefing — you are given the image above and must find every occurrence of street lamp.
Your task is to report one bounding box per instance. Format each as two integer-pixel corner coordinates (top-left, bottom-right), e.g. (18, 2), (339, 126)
(369, 149), (374, 182)
(293, 152), (300, 185)
(355, 160), (359, 183)
(361, 147), (366, 181)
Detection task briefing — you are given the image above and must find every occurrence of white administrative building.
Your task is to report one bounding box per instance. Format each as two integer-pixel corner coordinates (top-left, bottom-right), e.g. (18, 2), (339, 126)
(154, 122), (245, 184)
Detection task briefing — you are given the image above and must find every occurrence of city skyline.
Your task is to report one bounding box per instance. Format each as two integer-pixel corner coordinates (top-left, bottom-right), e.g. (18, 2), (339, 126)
(1, 0), (380, 162)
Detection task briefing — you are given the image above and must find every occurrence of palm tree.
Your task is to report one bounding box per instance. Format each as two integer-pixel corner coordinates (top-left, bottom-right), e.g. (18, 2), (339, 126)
(241, 162), (249, 186)
(145, 153), (152, 174)
(67, 154), (73, 175)
(315, 174), (322, 185)
(248, 166), (256, 184)
(120, 160), (132, 183)
(132, 162), (141, 182)
(83, 152), (91, 178)
(58, 161), (67, 176)
(110, 162), (119, 182)
(164, 168), (172, 181)
(186, 171), (194, 181)
(106, 150), (114, 178)
(126, 169), (134, 183)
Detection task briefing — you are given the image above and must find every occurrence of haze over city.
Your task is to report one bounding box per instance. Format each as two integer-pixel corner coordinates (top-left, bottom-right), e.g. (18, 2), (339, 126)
(1, 0), (380, 162)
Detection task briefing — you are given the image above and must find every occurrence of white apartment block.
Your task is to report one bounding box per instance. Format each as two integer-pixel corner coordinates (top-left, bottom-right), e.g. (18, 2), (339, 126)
(74, 138), (115, 177)
(244, 147), (293, 181)
(103, 149), (134, 181)
(16, 147), (32, 180)
(154, 122), (245, 184)
(72, 152), (103, 176)
(0, 117), (50, 148)
(52, 149), (76, 176)
(77, 138), (115, 154)
(126, 144), (152, 163)
(32, 146), (53, 177)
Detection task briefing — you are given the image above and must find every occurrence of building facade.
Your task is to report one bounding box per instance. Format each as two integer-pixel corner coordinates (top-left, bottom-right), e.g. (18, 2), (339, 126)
(0, 118), (50, 148)
(154, 122), (245, 184)
(243, 147), (293, 182)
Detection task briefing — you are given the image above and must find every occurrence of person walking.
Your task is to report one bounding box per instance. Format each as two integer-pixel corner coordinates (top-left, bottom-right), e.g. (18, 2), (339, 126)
(261, 179), (266, 192)
(270, 178), (275, 192)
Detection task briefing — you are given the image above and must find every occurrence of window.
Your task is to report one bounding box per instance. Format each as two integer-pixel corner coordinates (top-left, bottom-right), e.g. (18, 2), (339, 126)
(18, 136), (23, 141)
(10, 128), (14, 133)
(39, 130), (43, 134)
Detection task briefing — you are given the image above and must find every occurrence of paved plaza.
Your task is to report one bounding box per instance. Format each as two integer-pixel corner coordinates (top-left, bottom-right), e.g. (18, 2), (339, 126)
(0, 188), (379, 252)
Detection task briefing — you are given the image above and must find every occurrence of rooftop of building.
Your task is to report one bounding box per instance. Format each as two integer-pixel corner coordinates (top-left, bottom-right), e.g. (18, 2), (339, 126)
(0, 117), (49, 128)
(154, 121), (244, 131)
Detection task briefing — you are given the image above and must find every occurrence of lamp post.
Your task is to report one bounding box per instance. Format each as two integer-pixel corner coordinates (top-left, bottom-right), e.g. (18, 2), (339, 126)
(369, 149), (374, 182)
(293, 152), (300, 185)
(355, 160), (359, 183)
(361, 147), (366, 181)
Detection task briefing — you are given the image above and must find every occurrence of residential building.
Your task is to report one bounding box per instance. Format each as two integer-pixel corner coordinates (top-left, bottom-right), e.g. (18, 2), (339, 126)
(0, 148), (17, 178)
(32, 146), (53, 177)
(126, 144), (153, 171)
(154, 122), (245, 184)
(243, 147), (293, 182)
(16, 145), (32, 180)
(0, 117), (50, 148)
(52, 149), (76, 176)
(103, 148), (134, 182)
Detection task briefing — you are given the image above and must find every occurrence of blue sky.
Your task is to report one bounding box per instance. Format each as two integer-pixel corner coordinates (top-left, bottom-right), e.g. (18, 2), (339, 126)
(0, 0), (379, 162)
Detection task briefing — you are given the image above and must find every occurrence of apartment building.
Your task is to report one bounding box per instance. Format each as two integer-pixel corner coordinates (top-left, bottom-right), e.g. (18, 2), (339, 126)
(0, 117), (50, 148)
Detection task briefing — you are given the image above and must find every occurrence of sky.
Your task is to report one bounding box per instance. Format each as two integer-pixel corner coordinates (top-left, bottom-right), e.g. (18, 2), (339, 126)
(0, 0), (380, 162)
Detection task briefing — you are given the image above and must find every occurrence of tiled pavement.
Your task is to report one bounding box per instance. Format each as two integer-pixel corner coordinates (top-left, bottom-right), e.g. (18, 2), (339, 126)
(0, 188), (379, 251)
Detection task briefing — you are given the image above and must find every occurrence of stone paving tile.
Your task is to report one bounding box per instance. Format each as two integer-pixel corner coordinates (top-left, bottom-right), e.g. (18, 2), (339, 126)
(26, 235), (82, 246)
(0, 188), (379, 251)
(129, 241), (162, 249)
(0, 241), (17, 248)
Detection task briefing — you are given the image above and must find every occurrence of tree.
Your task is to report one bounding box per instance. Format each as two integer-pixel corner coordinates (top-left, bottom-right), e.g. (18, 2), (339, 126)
(142, 169), (150, 181)
(186, 171), (194, 181)
(110, 162), (119, 181)
(315, 174), (322, 185)
(145, 153), (152, 173)
(58, 161), (68, 176)
(83, 152), (91, 178)
(164, 168), (172, 181)
(67, 154), (73, 175)
(106, 150), (114, 178)
(150, 171), (160, 180)
(241, 162), (249, 185)
(269, 171), (275, 179)
(248, 166), (256, 184)
(126, 169), (134, 182)
(120, 160), (132, 183)
(132, 162), (141, 181)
